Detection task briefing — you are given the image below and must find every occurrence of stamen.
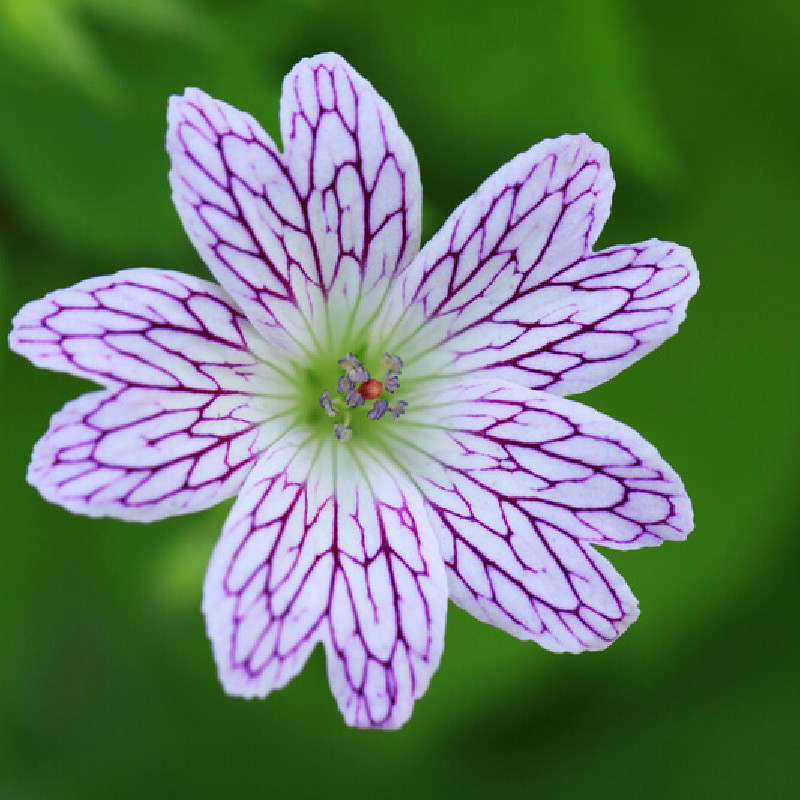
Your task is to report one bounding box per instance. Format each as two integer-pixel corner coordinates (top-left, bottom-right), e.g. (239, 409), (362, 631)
(368, 398), (388, 420)
(384, 373), (399, 393)
(349, 365), (370, 384)
(334, 422), (352, 441)
(387, 400), (407, 419)
(319, 390), (338, 417)
(339, 353), (362, 372)
(345, 388), (365, 408)
(382, 353), (403, 374)
(320, 351), (408, 438)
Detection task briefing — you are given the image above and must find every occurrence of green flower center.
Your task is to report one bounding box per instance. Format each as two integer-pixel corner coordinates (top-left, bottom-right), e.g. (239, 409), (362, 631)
(318, 352), (407, 442)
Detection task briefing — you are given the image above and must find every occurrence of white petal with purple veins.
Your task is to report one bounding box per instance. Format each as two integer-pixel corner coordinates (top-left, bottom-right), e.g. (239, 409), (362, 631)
(390, 379), (691, 652)
(168, 54), (421, 352)
(9, 269), (289, 521)
(382, 135), (697, 395)
(9, 269), (271, 384)
(203, 437), (447, 729)
(26, 386), (266, 520)
(168, 89), (312, 347)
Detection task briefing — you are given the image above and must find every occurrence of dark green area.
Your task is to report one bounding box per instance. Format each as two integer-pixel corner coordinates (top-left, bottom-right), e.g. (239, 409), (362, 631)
(1, 0), (797, 796)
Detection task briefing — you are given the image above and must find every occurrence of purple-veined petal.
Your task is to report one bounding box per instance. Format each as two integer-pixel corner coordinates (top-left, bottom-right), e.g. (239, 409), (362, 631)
(389, 379), (691, 652)
(167, 53), (421, 347)
(281, 54), (422, 303)
(203, 436), (447, 729)
(9, 269), (288, 520)
(382, 134), (698, 395)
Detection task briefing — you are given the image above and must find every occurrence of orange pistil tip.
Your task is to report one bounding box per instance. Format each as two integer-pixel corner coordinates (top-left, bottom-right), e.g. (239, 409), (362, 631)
(358, 378), (384, 399)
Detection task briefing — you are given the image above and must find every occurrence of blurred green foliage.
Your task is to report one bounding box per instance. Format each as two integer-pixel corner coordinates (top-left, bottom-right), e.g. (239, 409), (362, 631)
(1, 0), (798, 797)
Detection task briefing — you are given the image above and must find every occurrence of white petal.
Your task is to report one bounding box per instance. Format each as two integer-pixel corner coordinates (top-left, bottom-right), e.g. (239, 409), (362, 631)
(167, 89), (312, 346)
(9, 269), (284, 521)
(403, 379), (691, 652)
(381, 135), (698, 395)
(168, 54), (422, 350)
(203, 438), (447, 729)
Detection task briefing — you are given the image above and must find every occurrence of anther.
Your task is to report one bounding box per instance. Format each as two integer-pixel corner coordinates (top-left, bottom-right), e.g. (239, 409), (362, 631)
(339, 353), (362, 372)
(349, 365), (370, 384)
(368, 398), (389, 420)
(382, 353), (403, 374)
(387, 400), (407, 419)
(345, 388), (365, 408)
(319, 390), (338, 417)
(384, 373), (399, 393)
(334, 422), (352, 441)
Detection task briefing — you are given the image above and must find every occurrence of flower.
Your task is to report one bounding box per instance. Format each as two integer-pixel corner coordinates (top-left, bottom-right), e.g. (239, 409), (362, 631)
(8, 53), (698, 729)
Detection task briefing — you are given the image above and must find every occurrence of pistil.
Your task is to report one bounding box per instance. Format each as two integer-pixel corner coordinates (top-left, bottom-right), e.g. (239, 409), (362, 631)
(358, 378), (384, 399)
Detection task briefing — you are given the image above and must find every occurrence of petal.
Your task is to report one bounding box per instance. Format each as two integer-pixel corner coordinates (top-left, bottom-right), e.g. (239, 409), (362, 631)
(167, 53), (421, 348)
(382, 135), (698, 395)
(9, 268), (272, 385)
(9, 269), (286, 520)
(203, 436), (447, 729)
(280, 54), (422, 298)
(27, 387), (266, 521)
(395, 379), (691, 652)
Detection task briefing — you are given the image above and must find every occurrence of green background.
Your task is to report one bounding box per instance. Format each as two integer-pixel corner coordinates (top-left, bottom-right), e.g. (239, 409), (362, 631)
(1, 0), (798, 796)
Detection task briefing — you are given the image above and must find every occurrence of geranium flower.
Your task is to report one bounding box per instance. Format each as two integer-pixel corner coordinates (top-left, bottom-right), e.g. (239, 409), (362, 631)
(9, 53), (698, 729)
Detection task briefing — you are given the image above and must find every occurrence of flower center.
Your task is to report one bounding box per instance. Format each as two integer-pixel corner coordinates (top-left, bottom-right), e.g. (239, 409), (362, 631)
(319, 352), (407, 441)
